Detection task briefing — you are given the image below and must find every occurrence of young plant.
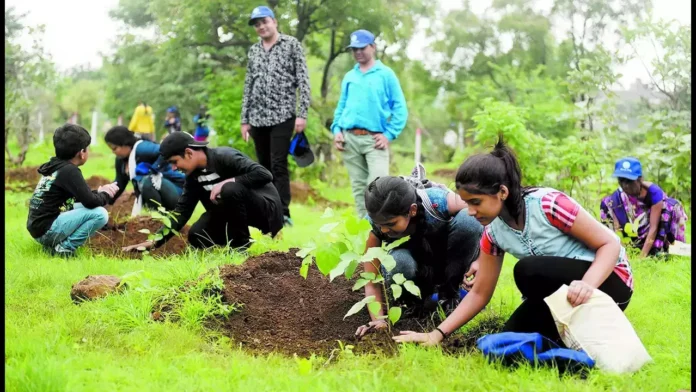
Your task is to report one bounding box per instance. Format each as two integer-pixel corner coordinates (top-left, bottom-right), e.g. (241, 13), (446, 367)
(296, 208), (421, 328)
(136, 201), (181, 253)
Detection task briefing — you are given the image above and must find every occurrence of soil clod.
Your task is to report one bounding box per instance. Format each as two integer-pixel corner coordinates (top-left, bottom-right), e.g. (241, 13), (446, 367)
(71, 275), (125, 303)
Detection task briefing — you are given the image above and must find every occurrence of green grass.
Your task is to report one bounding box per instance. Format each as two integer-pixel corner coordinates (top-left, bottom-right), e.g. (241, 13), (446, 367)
(5, 150), (692, 391)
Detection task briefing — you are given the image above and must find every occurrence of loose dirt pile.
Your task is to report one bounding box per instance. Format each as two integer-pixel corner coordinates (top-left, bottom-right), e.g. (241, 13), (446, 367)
(89, 215), (189, 259)
(85, 175), (112, 189)
(290, 181), (351, 208)
(219, 251), (503, 357)
(5, 166), (40, 192)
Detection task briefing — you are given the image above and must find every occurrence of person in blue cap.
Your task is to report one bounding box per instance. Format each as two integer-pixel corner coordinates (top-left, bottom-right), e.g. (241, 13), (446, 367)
(600, 157), (688, 258)
(241, 5), (311, 227)
(164, 106), (181, 135)
(331, 29), (408, 219)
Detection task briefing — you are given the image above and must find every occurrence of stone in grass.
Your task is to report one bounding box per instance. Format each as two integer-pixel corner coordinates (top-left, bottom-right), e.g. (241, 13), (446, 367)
(71, 275), (125, 303)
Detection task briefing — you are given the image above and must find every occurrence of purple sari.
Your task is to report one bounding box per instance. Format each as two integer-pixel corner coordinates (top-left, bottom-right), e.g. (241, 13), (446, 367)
(600, 185), (687, 254)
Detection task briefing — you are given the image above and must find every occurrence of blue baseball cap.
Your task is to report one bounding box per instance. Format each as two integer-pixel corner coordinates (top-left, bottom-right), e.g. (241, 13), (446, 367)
(288, 132), (314, 168)
(346, 29), (375, 49)
(248, 6), (275, 25)
(612, 157), (642, 180)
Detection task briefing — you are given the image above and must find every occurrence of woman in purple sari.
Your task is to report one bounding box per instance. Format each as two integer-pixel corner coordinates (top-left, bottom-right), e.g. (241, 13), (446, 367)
(600, 157), (688, 258)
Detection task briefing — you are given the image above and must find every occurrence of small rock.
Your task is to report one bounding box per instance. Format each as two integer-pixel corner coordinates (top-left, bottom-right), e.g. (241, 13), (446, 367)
(152, 311), (162, 321)
(70, 275), (125, 303)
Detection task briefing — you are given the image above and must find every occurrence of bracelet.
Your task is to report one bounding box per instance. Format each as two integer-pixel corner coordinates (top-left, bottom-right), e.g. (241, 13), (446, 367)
(435, 327), (448, 340)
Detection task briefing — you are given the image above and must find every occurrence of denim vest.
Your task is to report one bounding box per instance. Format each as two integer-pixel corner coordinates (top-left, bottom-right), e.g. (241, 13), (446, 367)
(488, 188), (626, 263)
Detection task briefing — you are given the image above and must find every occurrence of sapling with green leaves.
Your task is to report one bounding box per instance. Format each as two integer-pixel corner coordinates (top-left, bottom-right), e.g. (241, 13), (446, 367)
(296, 208), (420, 330)
(135, 201), (181, 253)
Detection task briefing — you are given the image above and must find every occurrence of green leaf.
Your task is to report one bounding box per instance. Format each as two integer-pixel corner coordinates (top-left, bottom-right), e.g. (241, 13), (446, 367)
(320, 222), (340, 233)
(329, 253), (358, 281)
(157, 207), (167, 213)
(403, 280), (421, 298)
(162, 227), (170, 236)
(352, 278), (370, 291)
(391, 284), (402, 299)
(161, 216), (171, 228)
(296, 246), (316, 259)
(388, 306), (402, 325)
(344, 259), (360, 280)
(379, 254), (397, 271)
(344, 295), (375, 319)
(151, 211), (163, 220)
(360, 272), (376, 280)
(367, 301), (382, 316)
(321, 208), (334, 219)
(345, 215), (372, 235)
(384, 235), (410, 251)
(299, 257), (312, 279)
(314, 243), (343, 276)
(138, 229), (151, 234)
(392, 273), (406, 285)
(624, 222), (637, 238)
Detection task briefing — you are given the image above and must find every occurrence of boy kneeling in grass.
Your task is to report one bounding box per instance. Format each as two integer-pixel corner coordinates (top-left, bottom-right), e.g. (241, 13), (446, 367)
(123, 131), (283, 252)
(26, 124), (120, 257)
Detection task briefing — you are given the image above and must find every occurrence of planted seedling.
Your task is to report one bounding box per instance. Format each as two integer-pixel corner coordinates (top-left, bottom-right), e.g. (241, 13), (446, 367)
(296, 208), (421, 330)
(135, 201), (181, 254)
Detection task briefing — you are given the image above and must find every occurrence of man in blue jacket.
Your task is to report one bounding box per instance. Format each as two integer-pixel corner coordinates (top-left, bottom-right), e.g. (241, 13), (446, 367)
(331, 29), (408, 219)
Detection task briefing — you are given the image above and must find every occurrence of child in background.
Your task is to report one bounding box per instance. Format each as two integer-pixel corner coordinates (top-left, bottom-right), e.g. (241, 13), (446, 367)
(164, 106), (182, 135)
(27, 124), (120, 257)
(193, 105), (211, 142)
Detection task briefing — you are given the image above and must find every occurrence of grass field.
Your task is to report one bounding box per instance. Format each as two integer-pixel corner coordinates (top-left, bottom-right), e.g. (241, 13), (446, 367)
(4, 142), (692, 391)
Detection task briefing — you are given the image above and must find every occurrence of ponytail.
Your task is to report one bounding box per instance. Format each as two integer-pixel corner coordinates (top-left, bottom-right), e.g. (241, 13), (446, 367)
(455, 136), (529, 223)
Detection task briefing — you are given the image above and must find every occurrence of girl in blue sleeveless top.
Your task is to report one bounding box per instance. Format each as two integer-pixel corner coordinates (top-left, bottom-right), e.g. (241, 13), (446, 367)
(393, 140), (633, 346)
(355, 170), (484, 338)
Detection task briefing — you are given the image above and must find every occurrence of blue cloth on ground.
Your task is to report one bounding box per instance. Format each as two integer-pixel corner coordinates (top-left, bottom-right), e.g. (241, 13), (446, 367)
(477, 332), (594, 374)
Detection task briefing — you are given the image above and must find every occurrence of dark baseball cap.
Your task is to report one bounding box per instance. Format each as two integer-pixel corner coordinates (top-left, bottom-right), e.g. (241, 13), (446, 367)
(160, 131), (208, 159)
(289, 132), (314, 168)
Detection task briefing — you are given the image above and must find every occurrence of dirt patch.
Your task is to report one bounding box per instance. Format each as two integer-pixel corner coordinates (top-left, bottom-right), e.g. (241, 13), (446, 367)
(219, 251), (499, 357)
(290, 181), (351, 208)
(88, 215), (189, 259)
(5, 166), (40, 192)
(432, 168), (458, 179)
(85, 175), (112, 189)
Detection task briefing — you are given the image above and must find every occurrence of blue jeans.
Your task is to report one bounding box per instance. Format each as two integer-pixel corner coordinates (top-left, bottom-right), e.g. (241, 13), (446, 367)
(381, 210), (483, 301)
(137, 175), (183, 211)
(36, 203), (109, 254)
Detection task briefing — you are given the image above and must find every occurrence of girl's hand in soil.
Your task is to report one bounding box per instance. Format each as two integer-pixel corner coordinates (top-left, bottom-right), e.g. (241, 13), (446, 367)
(122, 240), (155, 252)
(392, 330), (443, 346)
(355, 319), (388, 338)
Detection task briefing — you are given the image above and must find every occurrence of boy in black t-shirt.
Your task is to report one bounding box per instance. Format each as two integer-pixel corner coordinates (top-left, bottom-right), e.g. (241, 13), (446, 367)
(27, 124), (120, 256)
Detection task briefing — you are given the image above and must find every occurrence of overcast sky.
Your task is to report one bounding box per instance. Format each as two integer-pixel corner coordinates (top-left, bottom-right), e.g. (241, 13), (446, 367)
(5, 0), (691, 88)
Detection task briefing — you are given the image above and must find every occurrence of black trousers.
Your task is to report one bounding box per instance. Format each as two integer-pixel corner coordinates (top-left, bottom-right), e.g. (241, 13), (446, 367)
(187, 182), (282, 249)
(250, 117), (294, 218)
(503, 256), (633, 344)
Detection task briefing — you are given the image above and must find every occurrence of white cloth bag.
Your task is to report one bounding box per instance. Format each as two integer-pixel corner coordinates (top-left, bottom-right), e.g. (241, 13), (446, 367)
(544, 284), (652, 373)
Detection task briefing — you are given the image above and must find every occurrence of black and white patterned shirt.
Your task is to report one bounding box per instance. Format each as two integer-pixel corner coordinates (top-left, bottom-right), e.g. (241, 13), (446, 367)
(241, 34), (311, 127)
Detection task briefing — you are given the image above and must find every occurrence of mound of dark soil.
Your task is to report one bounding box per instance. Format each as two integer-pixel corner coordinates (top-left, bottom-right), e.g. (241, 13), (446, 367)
(5, 166), (40, 192)
(219, 251), (501, 357)
(89, 215), (189, 259)
(290, 181), (351, 208)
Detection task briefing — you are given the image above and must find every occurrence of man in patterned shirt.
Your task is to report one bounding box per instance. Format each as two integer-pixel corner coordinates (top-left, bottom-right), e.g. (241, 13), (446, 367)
(241, 5), (311, 227)
(331, 29), (409, 219)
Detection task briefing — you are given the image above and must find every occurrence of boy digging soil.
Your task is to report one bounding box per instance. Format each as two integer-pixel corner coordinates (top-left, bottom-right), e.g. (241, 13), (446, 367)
(27, 124), (120, 257)
(123, 131), (284, 252)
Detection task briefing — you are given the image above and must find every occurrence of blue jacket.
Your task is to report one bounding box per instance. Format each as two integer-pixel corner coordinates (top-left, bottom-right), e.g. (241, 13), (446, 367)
(330, 60), (408, 141)
(111, 140), (185, 203)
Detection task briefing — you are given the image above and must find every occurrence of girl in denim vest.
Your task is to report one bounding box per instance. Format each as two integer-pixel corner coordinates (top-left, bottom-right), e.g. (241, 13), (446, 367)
(393, 140), (633, 346)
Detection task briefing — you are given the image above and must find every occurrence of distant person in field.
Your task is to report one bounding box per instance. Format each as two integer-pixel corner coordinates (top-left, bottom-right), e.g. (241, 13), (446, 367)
(27, 124), (120, 257)
(241, 5), (311, 227)
(164, 106), (182, 135)
(331, 29), (408, 219)
(104, 126), (185, 215)
(128, 101), (155, 141)
(122, 132), (283, 252)
(355, 165), (484, 338)
(393, 140), (633, 347)
(600, 157), (688, 258)
(193, 105), (211, 142)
